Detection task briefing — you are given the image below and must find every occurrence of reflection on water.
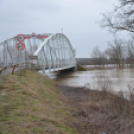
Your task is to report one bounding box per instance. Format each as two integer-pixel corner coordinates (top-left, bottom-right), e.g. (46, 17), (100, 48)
(40, 69), (134, 92)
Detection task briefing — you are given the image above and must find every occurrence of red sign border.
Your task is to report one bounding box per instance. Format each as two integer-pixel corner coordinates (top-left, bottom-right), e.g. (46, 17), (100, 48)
(16, 34), (25, 42)
(15, 42), (25, 51)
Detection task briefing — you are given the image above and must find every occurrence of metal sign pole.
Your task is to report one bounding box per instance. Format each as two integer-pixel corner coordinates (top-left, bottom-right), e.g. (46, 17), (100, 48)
(16, 34), (25, 76)
(19, 50), (20, 75)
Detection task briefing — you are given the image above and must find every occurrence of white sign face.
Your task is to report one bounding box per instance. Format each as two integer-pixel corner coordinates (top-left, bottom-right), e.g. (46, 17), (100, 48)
(15, 42), (25, 51)
(17, 34), (25, 42)
(18, 36), (23, 41)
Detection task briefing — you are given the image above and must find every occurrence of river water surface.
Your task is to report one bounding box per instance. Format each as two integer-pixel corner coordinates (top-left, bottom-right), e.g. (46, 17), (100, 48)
(41, 68), (134, 93)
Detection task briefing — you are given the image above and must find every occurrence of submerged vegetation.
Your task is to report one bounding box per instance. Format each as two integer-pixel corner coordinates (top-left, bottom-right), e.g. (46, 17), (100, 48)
(77, 64), (87, 71)
(61, 85), (134, 134)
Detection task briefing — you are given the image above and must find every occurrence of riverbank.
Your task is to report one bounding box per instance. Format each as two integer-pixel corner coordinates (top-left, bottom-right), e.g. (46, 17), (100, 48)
(77, 64), (87, 71)
(0, 70), (77, 134)
(60, 85), (134, 134)
(82, 65), (114, 70)
(1, 70), (134, 134)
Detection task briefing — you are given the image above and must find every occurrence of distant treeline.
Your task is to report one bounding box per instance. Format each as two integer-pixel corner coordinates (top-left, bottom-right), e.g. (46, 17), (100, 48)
(83, 36), (134, 68)
(76, 58), (133, 66)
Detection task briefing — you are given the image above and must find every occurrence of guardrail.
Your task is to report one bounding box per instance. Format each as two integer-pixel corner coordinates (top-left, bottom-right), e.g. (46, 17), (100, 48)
(11, 62), (30, 75)
(0, 63), (31, 84)
(0, 66), (7, 82)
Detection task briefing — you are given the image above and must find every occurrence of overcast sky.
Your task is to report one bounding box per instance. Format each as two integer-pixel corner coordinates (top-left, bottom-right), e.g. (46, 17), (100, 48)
(0, 0), (121, 57)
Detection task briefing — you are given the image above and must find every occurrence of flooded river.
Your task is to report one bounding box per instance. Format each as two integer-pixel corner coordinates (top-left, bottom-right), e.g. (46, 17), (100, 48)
(41, 68), (134, 93)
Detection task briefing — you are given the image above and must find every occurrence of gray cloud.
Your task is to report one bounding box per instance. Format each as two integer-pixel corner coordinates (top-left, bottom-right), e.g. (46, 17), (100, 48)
(0, 0), (119, 57)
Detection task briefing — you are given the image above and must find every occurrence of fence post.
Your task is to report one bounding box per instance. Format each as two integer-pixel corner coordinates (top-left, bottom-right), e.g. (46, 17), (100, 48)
(0, 69), (1, 84)
(12, 65), (16, 75)
(4, 67), (7, 79)
(19, 51), (21, 75)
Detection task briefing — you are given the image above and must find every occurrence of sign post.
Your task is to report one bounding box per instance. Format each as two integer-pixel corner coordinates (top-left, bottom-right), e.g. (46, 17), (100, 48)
(19, 51), (20, 75)
(16, 34), (25, 75)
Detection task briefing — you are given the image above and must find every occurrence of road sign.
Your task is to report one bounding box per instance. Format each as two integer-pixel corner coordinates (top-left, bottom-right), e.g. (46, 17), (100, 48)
(16, 34), (25, 42)
(15, 42), (25, 51)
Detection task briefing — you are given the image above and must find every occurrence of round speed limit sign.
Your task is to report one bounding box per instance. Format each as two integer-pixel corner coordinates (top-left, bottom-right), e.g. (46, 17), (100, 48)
(15, 42), (25, 51)
(16, 34), (25, 42)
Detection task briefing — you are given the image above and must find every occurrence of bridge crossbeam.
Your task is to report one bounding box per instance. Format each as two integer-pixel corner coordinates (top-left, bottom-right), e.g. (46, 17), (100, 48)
(0, 33), (76, 73)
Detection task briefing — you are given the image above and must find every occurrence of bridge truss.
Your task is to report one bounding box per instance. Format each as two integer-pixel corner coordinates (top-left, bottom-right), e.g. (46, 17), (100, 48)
(0, 33), (76, 72)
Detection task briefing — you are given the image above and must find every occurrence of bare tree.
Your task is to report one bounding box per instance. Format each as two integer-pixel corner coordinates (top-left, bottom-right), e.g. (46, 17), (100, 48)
(127, 35), (134, 67)
(91, 46), (105, 67)
(91, 46), (99, 67)
(107, 38), (124, 68)
(100, 0), (134, 33)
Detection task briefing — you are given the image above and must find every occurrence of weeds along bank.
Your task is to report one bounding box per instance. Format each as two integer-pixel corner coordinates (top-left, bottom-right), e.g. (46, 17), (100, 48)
(77, 64), (87, 71)
(0, 70), (77, 134)
(1, 70), (134, 134)
(61, 86), (134, 134)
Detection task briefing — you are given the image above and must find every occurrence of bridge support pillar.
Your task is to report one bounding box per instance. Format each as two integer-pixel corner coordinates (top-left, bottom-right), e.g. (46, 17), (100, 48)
(29, 56), (39, 70)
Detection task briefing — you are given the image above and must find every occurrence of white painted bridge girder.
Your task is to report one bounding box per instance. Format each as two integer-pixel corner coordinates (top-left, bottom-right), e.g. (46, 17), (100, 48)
(0, 33), (76, 72)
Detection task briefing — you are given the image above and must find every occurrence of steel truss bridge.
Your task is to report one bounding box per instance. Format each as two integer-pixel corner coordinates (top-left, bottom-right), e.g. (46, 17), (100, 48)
(0, 33), (76, 73)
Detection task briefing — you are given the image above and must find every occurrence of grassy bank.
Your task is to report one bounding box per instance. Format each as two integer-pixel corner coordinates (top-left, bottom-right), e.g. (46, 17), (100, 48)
(77, 64), (87, 71)
(0, 70), (77, 134)
(77, 64), (113, 71)
(1, 69), (134, 134)
(82, 65), (114, 71)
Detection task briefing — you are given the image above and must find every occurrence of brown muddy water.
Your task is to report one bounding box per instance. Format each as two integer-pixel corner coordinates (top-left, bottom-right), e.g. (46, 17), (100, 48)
(39, 68), (134, 133)
(39, 68), (134, 93)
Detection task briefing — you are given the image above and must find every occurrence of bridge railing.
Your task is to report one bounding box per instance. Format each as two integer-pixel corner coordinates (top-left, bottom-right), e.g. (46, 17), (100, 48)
(0, 62), (30, 83)
(0, 34), (52, 68)
(0, 33), (76, 79)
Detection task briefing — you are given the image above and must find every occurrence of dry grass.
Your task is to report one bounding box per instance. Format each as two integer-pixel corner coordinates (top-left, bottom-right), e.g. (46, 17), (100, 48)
(61, 85), (134, 134)
(1, 69), (134, 134)
(77, 64), (87, 71)
(0, 70), (77, 134)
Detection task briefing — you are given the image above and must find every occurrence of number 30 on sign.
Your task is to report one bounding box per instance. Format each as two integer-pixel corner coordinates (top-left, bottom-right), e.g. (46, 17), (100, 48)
(15, 42), (25, 51)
